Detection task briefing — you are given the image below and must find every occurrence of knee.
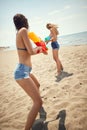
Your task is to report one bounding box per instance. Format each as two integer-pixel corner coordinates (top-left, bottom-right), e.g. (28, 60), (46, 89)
(34, 97), (43, 108)
(53, 57), (57, 62)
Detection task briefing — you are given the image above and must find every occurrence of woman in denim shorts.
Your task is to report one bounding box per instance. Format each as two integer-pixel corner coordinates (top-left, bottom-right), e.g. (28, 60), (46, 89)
(13, 14), (44, 130)
(46, 23), (63, 75)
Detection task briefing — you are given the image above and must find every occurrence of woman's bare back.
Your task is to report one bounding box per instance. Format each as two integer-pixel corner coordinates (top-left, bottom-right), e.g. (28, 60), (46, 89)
(16, 28), (32, 67)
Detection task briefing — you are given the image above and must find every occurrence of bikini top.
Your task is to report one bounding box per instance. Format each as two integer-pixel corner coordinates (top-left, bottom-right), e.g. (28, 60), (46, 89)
(17, 47), (27, 51)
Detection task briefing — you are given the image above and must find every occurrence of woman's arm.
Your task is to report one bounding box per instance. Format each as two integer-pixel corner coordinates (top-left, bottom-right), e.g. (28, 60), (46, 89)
(21, 28), (42, 55)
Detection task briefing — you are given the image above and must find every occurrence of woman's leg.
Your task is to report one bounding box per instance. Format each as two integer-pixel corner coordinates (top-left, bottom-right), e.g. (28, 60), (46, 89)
(60, 61), (63, 70)
(30, 73), (46, 119)
(52, 49), (63, 74)
(30, 73), (40, 89)
(16, 78), (43, 130)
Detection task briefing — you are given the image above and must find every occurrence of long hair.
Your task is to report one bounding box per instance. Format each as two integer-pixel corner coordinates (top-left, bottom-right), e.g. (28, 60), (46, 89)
(13, 14), (29, 30)
(46, 23), (59, 35)
(46, 23), (58, 29)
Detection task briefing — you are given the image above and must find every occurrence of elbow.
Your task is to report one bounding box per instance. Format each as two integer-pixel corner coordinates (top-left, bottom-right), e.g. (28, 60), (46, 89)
(28, 50), (35, 55)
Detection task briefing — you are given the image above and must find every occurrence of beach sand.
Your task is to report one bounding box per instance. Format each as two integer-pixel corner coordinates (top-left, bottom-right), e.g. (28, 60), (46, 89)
(0, 45), (87, 130)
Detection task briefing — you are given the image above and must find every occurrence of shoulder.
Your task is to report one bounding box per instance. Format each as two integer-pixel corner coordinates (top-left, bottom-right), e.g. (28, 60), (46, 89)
(50, 28), (54, 33)
(17, 28), (28, 38)
(51, 27), (59, 35)
(18, 27), (28, 34)
(20, 27), (27, 33)
(18, 27), (28, 37)
(50, 28), (56, 34)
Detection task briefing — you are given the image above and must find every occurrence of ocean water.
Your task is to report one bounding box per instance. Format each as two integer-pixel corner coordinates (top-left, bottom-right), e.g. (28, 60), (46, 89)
(58, 31), (87, 46)
(1, 31), (87, 50)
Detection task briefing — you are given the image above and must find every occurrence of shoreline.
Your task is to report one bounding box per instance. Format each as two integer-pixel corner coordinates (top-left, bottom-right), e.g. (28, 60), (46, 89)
(0, 46), (10, 51)
(0, 43), (87, 52)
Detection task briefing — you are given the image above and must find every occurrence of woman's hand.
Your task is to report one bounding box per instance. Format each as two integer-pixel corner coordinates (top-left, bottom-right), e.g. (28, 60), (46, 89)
(45, 41), (49, 44)
(36, 46), (43, 54)
(36, 46), (48, 55)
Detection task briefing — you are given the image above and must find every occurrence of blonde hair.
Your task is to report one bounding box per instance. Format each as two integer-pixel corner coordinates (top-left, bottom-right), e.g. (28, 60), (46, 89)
(46, 23), (59, 35)
(46, 23), (58, 29)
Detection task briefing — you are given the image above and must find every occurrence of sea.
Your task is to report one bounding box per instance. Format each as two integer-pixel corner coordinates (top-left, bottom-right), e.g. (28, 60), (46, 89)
(58, 31), (87, 46)
(1, 31), (87, 51)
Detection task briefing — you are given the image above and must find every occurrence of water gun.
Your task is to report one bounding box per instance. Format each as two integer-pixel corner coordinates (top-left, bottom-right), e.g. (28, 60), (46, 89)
(28, 32), (48, 54)
(45, 36), (51, 42)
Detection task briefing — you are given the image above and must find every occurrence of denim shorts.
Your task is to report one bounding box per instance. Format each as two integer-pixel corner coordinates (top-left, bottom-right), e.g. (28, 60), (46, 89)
(14, 63), (32, 80)
(51, 41), (60, 49)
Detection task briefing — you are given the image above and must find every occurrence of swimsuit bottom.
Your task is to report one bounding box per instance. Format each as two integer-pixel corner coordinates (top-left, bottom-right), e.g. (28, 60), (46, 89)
(14, 63), (32, 80)
(51, 41), (60, 49)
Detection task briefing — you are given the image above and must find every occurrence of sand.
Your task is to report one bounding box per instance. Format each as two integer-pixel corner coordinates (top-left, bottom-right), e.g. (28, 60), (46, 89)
(0, 45), (87, 130)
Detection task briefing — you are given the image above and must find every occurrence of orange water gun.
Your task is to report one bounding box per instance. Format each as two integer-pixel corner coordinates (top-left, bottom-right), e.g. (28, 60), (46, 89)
(28, 32), (48, 54)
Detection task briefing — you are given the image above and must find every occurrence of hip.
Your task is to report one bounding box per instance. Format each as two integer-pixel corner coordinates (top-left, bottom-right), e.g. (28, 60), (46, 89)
(14, 63), (32, 80)
(51, 41), (60, 49)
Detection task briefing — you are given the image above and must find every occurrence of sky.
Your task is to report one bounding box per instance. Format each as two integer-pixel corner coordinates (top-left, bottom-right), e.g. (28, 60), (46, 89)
(0, 0), (87, 47)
